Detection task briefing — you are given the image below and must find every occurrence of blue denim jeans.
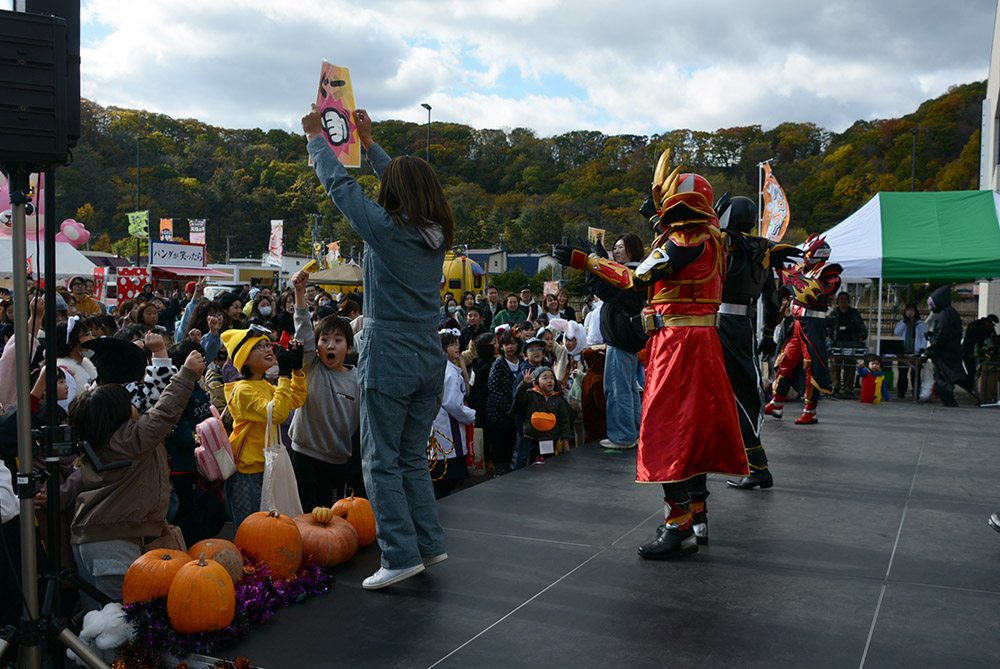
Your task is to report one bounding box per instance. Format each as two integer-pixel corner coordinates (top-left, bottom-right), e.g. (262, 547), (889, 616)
(513, 433), (538, 470)
(604, 345), (642, 444)
(358, 327), (447, 570)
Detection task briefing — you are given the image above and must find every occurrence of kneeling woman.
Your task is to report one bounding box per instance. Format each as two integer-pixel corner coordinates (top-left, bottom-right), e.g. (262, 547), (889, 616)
(68, 349), (204, 606)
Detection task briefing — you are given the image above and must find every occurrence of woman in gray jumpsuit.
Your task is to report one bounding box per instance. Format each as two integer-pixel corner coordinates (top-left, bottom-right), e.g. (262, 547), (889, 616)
(302, 105), (453, 589)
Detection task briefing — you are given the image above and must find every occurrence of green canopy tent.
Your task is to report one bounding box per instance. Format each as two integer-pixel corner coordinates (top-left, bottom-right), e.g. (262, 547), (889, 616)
(821, 191), (1000, 351)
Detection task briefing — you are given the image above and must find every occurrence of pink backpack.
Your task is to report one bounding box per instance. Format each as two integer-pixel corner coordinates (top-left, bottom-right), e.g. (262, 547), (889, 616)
(195, 406), (239, 481)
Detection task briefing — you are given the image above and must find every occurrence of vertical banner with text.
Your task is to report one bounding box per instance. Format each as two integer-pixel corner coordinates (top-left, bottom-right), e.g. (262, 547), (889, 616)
(189, 219), (206, 245)
(761, 164), (791, 242)
(92, 267), (108, 301)
(267, 220), (284, 267)
(127, 210), (149, 238)
(159, 218), (173, 241)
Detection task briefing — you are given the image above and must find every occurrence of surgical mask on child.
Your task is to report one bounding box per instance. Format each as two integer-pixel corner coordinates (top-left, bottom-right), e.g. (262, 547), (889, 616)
(259, 306), (273, 316)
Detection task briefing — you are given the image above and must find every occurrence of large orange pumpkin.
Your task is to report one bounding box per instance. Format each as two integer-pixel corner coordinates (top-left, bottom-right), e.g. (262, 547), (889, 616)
(234, 510), (303, 579)
(188, 539), (245, 585)
(167, 554), (235, 634)
(122, 549), (193, 604)
(332, 491), (377, 547)
(293, 513), (359, 567)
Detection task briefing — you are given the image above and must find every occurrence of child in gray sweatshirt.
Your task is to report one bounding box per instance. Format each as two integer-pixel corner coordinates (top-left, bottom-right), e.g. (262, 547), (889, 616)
(288, 270), (361, 510)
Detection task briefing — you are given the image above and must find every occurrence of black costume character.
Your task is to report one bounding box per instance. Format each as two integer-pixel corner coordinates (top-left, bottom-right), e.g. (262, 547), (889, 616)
(713, 195), (794, 491)
(923, 285), (966, 407)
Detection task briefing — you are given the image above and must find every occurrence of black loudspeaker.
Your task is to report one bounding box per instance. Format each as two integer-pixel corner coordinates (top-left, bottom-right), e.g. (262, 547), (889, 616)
(0, 9), (68, 171)
(15, 0), (80, 147)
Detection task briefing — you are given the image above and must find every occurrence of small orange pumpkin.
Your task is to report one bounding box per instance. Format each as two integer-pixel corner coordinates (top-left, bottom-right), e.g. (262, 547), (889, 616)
(234, 510), (303, 579)
(332, 490), (377, 547)
(167, 553), (235, 634)
(122, 549), (193, 604)
(188, 539), (245, 585)
(294, 513), (359, 567)
(311, 506), (336, 525)
(530, 411), (557, 432)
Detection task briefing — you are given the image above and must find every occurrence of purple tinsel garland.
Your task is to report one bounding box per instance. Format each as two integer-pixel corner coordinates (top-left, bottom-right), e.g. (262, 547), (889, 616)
(122, 552), (333, 658)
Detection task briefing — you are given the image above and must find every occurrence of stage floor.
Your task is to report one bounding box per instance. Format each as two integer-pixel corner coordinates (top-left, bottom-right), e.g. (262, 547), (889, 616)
(225, 399), (1000, 668)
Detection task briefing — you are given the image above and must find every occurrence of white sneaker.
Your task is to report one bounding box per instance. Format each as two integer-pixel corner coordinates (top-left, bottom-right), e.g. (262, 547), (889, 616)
(423, 553), (448, 567)
(600, 438), (635, 449)
(362, 564), (425, 590)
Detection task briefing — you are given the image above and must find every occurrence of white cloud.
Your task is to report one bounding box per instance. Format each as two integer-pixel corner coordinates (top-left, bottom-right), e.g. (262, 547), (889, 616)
(62, 0), (999, 135)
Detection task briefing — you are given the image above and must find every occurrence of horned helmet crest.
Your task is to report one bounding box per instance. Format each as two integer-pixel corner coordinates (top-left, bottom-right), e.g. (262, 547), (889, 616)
(649, 149), (716, 231)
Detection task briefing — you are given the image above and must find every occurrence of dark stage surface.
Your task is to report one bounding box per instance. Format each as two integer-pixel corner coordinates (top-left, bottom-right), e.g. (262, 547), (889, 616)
(226, 400), (1000, 668)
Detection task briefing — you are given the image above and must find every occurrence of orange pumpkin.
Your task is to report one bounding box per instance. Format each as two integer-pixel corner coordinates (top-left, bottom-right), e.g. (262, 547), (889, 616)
(234, 510), (303, 579)
(293, 513), (359, 567)
(167, 554), (235, 634)
(530, 411), (557, 432)
(122, 549), (193, 604)
(332, 490), (377, 547)
(188, 539), (245, 585)
(311, 506), (335, 525)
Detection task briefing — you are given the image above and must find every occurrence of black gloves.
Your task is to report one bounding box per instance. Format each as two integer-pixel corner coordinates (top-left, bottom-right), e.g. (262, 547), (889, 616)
(759, 337), (777, 357)
(553, 243), (587, 268)
(275, 341), (304, 377)
(585, 234), (608, 259)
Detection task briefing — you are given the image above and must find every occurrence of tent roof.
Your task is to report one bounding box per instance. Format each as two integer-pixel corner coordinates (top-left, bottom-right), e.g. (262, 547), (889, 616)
(310, 262), (363, 285)
(0, 238), (96, 279)
(823, 191), (1000, 282)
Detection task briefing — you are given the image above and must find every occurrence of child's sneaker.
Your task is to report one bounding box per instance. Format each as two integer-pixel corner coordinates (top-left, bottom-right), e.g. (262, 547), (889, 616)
(533, 457), (545, 465)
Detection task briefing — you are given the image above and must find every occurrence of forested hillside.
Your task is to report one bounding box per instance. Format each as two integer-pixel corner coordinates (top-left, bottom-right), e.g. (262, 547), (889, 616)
(59, 81), (985, 261)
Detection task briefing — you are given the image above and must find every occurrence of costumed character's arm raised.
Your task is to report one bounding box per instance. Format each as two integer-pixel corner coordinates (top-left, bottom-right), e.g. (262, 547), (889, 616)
(553, 243), (636, 291)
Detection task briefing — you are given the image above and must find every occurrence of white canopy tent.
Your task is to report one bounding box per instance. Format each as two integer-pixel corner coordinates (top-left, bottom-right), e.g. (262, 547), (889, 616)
(0, 238), (96, 282)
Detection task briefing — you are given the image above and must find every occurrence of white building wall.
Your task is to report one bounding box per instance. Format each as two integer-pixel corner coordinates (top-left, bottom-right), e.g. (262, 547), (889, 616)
(982, 3), (1000, 190)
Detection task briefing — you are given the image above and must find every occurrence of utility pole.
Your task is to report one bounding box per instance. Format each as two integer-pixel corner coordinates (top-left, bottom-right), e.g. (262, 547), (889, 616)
(226, 235), (235, 264)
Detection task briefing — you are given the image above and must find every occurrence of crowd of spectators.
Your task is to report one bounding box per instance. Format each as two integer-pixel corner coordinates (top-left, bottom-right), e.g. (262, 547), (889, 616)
(3, 268), (998, 625)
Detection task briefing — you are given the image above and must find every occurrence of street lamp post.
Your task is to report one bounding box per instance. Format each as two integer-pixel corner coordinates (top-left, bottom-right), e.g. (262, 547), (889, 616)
(135, 137), (143, 265)
(421, 103), (431, 163)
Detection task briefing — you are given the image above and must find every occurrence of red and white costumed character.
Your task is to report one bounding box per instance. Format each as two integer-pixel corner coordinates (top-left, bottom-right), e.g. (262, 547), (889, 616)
(555, 150), (747, 560)
(764, 234), (843, 424)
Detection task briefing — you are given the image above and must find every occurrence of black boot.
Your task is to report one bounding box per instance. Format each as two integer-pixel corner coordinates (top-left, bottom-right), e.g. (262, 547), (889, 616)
(638, 526), (698, 560)
(726, 468), (774, 490)
(640, 499), (698, 559)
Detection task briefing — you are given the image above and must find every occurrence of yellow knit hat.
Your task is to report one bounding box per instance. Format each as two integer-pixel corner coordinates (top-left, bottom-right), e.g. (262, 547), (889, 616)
(220, 327), (270, 371)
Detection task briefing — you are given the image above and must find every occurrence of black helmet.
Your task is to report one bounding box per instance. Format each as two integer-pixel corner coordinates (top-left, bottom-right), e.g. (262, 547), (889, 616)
(717, 195), (757, 234)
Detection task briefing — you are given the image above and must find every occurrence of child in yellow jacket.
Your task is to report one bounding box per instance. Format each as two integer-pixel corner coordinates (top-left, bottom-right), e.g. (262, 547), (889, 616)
(220, 326), (306, 529)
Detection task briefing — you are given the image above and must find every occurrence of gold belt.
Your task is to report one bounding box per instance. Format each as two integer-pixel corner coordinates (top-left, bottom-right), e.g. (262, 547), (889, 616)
(660, 314), (719, 328)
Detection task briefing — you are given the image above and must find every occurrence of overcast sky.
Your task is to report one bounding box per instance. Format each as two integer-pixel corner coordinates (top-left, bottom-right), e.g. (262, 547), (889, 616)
(9, 0), (998, 137)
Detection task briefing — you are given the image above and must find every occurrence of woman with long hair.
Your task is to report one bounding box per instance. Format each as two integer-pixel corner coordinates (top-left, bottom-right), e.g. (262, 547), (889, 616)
(596, 232), (647, 449)
(303, 104), (454, 590)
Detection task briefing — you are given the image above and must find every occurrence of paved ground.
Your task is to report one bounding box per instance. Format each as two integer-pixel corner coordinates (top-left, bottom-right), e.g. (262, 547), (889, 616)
(226, 398), (1000, 668)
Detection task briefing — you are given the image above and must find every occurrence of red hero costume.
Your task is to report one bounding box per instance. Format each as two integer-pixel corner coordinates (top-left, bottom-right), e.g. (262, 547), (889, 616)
(765, 234), (843, 424)
(555, 150), (746, 560)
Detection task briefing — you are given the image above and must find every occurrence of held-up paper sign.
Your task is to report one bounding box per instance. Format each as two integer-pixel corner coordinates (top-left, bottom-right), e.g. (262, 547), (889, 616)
(315, 61), (360, 168)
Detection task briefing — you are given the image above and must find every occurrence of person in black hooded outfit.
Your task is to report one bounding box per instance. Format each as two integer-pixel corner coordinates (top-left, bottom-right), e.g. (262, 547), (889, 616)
(923, 285), (967, 407)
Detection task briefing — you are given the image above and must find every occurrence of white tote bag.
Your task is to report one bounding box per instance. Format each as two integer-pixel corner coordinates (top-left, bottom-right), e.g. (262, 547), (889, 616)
(260, 401), (303, 518)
